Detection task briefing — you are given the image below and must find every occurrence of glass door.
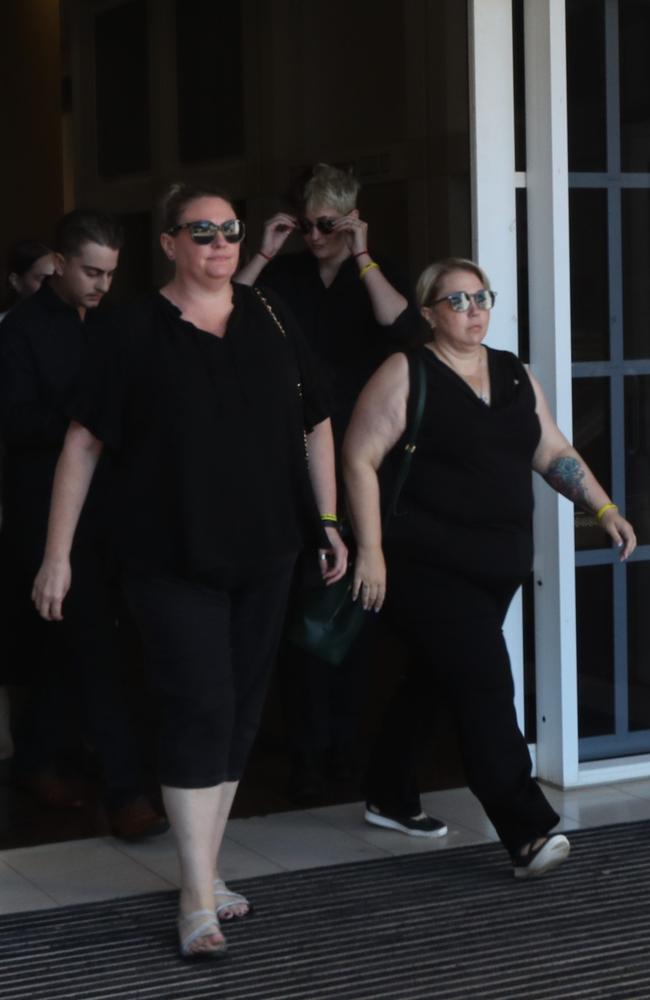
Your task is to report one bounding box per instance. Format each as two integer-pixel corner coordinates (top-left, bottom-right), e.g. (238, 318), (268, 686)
(567, 0), (650, 759)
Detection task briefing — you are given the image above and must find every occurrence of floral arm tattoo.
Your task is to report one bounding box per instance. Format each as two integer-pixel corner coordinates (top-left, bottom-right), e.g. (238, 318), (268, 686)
(544, 457), (590, 509)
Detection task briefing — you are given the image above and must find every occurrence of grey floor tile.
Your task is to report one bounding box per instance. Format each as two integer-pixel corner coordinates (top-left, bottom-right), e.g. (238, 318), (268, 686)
(608, 777), (650, 802)
(1, 837), (175, 906)
(225, 809), (389, 870)
(538, 781), (650, 828)
(0, 859), (57, 913)
(420, 787), (499, 840)
(308, 800), (493, 856)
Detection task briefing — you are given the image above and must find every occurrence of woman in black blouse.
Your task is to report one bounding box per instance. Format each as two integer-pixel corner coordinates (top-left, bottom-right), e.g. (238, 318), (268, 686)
(32, 183), (347, 959)
(343, 257), (636, 878)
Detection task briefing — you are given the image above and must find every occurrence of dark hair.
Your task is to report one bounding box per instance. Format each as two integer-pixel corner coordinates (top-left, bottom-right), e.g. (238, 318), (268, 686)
(54, 209), (124, 257)
(159, 182), (235, 233)
(6, 239), (53, 277)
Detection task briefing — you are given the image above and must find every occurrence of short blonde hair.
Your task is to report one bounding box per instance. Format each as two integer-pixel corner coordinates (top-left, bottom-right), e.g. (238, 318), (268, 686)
(416, 257), (490, 308)
(302, 163), (360, 215)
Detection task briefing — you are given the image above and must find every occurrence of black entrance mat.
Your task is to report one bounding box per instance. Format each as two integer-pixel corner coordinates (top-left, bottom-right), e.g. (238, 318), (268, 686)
(2, 820), (650, 1000)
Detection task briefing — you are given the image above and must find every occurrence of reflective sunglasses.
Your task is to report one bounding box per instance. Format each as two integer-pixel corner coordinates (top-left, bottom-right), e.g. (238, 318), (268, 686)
(167, 218), (246, 245)
(296, 216), (337, 236)
(431, 289), (497, 312)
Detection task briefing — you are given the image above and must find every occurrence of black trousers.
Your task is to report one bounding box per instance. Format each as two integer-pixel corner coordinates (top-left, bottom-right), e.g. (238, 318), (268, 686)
(123, 555), (296, 789)
(366, 556), (559, 855)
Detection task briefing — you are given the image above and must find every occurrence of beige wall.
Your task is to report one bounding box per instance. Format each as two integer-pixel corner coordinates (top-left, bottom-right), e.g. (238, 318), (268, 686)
(0, 0), (64, 263)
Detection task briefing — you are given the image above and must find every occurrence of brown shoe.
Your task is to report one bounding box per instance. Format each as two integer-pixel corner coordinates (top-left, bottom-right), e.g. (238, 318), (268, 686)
(18, 768), (86, 808)
(108, 796), (169, 840)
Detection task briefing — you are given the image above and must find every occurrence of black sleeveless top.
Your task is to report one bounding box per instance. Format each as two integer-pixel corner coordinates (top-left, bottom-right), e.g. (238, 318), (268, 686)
(383, 345), (541, 586)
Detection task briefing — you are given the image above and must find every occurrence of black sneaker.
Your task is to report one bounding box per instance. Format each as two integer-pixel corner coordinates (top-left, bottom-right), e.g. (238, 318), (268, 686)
(364, 803), (448, 838)
(512, 834), (570, 879)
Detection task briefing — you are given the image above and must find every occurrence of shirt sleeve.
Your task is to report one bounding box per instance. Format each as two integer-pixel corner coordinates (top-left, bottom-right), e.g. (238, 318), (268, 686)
(71, 313), (129, 451)
(0, 316), (69, 448)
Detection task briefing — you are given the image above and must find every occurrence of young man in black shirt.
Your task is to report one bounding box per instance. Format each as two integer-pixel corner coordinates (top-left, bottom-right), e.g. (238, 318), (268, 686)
(0, 210), (167, 839)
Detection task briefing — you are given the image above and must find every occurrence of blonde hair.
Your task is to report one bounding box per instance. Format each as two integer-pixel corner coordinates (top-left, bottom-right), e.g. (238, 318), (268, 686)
(301, 163), (360, 215)
(416, 257), (490, 308)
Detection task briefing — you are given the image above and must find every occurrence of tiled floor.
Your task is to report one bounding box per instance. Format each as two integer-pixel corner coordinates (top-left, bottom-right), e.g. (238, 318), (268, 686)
(3, 779), (650, 915)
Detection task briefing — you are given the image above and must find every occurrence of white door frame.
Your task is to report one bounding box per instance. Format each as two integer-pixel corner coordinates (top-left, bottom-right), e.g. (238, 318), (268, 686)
(468, 0), (650, 788)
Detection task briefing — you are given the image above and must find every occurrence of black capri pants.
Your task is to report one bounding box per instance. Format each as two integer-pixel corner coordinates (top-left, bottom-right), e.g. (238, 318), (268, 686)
(124, 554), (296, 788)
(371, 555), (559, 856)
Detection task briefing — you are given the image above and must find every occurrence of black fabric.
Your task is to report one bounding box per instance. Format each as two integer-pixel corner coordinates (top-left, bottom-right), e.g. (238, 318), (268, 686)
(123, 555), (295, 788)
(258, 252), (422, 783)
(376, 559), (558, 853)
(384, 346), (541, 586)
(0, 284), (145, 797)
(0, 282), (112, 553)
(258, 250), (421, 441)
(73, 286), (328, 581)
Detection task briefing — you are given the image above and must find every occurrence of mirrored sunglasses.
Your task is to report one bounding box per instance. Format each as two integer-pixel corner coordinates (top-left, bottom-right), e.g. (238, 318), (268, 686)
(296, 216), (337, 236)
(431, 289), (497, 312)
(167, 219), (246, 245)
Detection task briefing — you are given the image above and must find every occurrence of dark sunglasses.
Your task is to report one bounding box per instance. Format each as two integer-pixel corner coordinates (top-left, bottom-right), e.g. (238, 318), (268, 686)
(296, 216), (337, 236)
(431, 289), (497, 312)
(166, 218), (246, 245)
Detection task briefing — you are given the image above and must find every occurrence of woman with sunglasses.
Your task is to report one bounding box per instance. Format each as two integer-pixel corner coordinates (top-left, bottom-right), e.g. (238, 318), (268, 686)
(343, 257), (636, 878)
(237, 163), (418, 446)
(31, 182), (347, 959)
(235, 165), (446, 833)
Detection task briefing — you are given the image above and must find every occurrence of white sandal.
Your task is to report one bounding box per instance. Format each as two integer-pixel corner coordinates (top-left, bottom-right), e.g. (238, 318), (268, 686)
(213, 878), (252, 920)
(178, 908), (227, 959)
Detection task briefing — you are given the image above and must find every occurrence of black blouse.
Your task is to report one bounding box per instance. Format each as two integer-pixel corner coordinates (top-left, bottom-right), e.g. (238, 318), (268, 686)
(73, 285), (329, 582)
(384, 346), (542, 585)
(256, 251), (421, 441)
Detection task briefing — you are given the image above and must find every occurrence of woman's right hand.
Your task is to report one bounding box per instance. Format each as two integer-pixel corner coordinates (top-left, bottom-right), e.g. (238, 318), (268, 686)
(259, 213), (297, 260)
(352, 544), (386, 612)
(31, 557), (71, 621)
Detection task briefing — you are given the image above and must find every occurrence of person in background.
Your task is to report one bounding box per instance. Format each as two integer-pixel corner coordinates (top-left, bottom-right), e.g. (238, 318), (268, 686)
(0, 239), (57, 322)
(32, 183), (347, 958)
(0, 210), (167, 837)
(236, 164), (446, 838)
(343, 256), (636, 878)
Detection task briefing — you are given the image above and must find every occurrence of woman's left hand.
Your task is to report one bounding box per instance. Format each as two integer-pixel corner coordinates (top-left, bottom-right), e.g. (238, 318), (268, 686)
(599, 508), (637, 561)
(332, 215), (369, 256)
(318, 525), (348, 584)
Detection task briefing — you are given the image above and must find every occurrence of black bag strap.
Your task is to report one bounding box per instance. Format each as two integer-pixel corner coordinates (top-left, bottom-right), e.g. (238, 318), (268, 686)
(382, 352), (427, 531)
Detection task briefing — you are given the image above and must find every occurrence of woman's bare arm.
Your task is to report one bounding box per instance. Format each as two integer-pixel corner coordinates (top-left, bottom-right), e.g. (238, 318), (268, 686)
(305, 417), (347, 583)
(529, 370), (636, 560)
(342, 353), (410, 609)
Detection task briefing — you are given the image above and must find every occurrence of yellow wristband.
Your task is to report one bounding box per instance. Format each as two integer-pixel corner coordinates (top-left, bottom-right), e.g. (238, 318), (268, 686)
(359, 261), (380, 280)
(595, 502), (618, 521)
(320, 514), (338, 522)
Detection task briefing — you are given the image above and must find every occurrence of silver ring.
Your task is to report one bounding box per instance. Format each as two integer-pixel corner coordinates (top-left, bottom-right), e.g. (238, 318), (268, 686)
(319, 553), (328, 561)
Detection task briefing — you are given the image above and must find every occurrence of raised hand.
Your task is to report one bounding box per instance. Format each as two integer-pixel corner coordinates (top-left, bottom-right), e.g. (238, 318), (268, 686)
(259, 213), (297, 260)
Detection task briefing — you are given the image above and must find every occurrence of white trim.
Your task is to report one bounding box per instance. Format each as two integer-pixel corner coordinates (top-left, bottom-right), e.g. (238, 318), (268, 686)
(467, 0), (526, 729)
(523, 0), (579, 788)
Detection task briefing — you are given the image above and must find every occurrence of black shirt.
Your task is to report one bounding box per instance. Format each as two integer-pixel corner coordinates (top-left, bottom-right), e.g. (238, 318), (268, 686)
(0, 282), (109, 556)
(256, 251), (420, 442)
(73, 285), (329, 582)
(385, 346), (542, 585)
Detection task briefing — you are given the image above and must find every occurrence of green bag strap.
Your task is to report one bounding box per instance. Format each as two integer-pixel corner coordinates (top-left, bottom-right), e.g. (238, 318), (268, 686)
(382, 352), (427, 531)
